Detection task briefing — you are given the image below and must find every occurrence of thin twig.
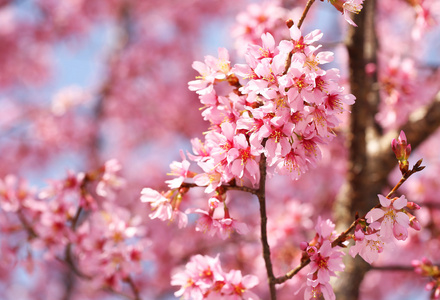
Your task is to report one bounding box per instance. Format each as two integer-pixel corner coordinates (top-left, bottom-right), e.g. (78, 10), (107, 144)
(180, 182), (258, 195)
(273, 258), (310, 284)
(125, 275), (141, 300)
(371, 265), (414, 271)
(297, 0), (315, 29)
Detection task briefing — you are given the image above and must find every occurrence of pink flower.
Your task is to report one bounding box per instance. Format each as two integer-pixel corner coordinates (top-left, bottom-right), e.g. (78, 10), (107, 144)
(304, 281), (336, 300)
(165, 150), (192, 189)
(188, 48), (231, 95)
(171, 254), (225, 299)
(365, 194), (410, 242)
(328, 0), (364, 27)
(245, 32), (278, 61)
(308, 240), (345, 284)
(193, 163), (223, 193)
(314, 217), (337, 241)
(96, 159), (126, 199)
(193, 209), (220, 237)
(0, 175), (26, 212)
(222, 269), (259, 300)
(171, 254), (259, 300)
(218, 217), (249, 240)
(227, 133), (261, 185)
(349, 225), (385, 264)
(342, 0), (364, 27)
(140, 188), (172, 221)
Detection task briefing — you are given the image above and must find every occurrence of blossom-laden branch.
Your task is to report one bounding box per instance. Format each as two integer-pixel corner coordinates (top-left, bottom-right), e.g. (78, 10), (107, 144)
(0, 160), (143, 300)
(269, 131), (424, 300)
(412, 258), (440, 299)
(141, 2), (378, 299)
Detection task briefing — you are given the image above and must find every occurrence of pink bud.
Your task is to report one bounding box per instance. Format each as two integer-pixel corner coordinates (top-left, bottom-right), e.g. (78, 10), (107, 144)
(426, 281), (435, 291)
(407, 201), (421, 210)
(393, 223), (408, 241)
(422, 257), (433, 265)
(391, 130), (411, 173)
(409, 216), (421, 231)
(300, 241), (309, 251)
(412, 259), (421, 268)
(208, 197), (220, 209)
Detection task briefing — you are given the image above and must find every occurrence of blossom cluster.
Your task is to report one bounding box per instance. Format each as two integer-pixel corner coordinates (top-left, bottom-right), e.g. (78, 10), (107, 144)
(171, 254), (259, 300)
(141, 25), (355, 240)
(299, 191), (422, 300)
(350, 194), (421, 264)
(302, 218), (345, 300)
(0, 160), (147, 294)
(188, 26), (355, 185)
(412, 257), (440, 299)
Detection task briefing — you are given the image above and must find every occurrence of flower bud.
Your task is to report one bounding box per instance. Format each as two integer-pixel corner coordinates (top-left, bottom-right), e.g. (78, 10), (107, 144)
(406, 201), (421, 210)
(409, 216), (421, 231)
(391, 130), (411, 174)
(208, 197), (221, 209)
(300, 241), (309, 251)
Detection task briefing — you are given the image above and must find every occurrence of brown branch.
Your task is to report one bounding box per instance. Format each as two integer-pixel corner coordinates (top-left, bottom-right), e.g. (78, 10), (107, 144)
(256, 148), (277, 300)
(61, 244), (92, 280)
(273, 258), (310, 284)
(297, 0), (316, 29)
(180, 182), (258, 195)
(371, 265), (414, 272)
(17, 210), (38, 239)
(125, 275), (141, 300)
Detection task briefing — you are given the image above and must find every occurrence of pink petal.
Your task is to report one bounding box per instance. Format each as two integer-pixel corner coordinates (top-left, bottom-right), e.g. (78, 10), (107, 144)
(396, 212), (410, 227)
(365, 208), (384, 223)
(393, 195), (407, 210)
(242, 274), (259, 289)
(378, 194), (391, 207)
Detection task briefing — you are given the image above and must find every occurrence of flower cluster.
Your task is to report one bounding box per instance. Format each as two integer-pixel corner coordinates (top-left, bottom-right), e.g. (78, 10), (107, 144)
(0, 160), (148, 294)
(412, 257), (440, 299)
(302, 218), (345, 300)
(190, 25), (355, 186)
(74, 205), (149, 291)
(141, 26), (355, 238)
(171, 254), (259, 300)
(350, 194), (421, 264)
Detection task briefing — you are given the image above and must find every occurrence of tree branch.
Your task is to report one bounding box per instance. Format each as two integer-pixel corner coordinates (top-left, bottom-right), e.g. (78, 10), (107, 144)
(297, 0), (315, 29)
(256, 147), (277, 300)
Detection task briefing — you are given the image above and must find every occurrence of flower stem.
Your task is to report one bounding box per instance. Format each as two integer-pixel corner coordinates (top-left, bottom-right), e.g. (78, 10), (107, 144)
(297, 0), (316, 29)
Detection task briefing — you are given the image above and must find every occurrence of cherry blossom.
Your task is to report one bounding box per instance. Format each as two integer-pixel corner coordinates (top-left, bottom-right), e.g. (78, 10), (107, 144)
(349, 226), (385, 264)
(171, 254), (259, 300)
(0, 0), (438, 299)
(365, 195), (410, 242)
